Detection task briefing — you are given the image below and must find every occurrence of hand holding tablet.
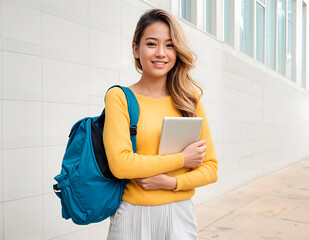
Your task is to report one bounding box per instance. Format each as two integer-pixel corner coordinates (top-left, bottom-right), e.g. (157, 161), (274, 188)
(158, 117), (207, 168)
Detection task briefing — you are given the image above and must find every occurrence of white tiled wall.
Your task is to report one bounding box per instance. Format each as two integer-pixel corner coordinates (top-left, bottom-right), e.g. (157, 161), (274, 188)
(89, 29), (121, 70)
(0, 151), (3, 203)
(2, 52), (41, 101)
(0, 202), (3, 240)
(4, 0), (41, 10)
(3, 147), (43, 201)
(89, 0), (120, 35)
(2, 1), (41, 56)
(0, 101), (2, 163)
(3, 101), (42, 149)
(42, 13), (88, 65)
(43, 0), (87, 26)
(1, 0), (309, 239)
(0, 0), (3, 230)
(4, 196), (44, 240)
(42, 58), (88, 104)
(0, 0), (2, 52)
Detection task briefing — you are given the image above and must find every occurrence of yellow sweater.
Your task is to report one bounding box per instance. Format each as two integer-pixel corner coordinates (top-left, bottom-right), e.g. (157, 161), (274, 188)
(103, 87), (218, 205)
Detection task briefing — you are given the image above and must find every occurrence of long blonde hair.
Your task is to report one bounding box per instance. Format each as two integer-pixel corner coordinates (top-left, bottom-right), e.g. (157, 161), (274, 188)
(132, 8), (203, 117)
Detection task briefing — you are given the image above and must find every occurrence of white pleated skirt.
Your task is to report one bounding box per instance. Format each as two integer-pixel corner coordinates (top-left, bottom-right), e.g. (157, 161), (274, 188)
(107, 198), (197, 240)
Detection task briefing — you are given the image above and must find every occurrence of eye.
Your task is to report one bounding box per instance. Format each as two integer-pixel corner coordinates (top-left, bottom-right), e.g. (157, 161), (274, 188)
(147, 42), (156, 46)
(167, 44), (174, 48)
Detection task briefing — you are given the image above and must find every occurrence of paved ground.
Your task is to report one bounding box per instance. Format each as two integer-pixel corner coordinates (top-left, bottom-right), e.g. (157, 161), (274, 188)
(196, 157), (309, 240)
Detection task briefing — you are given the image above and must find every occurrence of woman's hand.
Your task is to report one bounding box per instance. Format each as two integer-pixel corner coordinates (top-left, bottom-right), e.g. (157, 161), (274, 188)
(135, 174), (177, 190)
(182, 139), (207, 168)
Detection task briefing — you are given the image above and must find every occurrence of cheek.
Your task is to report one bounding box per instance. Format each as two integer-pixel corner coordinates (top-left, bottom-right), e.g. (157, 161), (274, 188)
(169, 54), (177, 68)
(138, 50), (152, 65)
(169, 50), (177, 63)
(139, 47), (153, 58)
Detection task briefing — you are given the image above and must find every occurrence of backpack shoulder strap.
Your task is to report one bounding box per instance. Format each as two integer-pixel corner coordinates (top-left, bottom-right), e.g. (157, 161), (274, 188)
(104, 85), (139, 153)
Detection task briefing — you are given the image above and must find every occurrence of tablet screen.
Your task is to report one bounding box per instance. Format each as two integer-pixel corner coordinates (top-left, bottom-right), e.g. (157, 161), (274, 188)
(158, 117), (203, 155)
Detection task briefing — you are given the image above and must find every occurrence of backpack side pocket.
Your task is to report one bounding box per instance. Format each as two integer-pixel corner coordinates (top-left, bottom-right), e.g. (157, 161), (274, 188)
(54, 173), (89, 225)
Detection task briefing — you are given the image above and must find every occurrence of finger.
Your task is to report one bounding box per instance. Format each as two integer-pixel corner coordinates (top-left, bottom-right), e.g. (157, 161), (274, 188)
(195, 139), (207, 147)
(197, 145), (207, 154)
(197, 148), (204, 154)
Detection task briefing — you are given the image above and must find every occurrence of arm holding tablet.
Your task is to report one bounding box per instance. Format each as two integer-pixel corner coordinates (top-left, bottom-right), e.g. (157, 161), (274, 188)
(135, 138), (207, 190)
(136, 99), (218, 191)
(173, 100), (218, 191)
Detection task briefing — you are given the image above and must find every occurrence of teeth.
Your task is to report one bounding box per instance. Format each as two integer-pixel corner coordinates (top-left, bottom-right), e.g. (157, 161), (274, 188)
(153, 62), (166, 65)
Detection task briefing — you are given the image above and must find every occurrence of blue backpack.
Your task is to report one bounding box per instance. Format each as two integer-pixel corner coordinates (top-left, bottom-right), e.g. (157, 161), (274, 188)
(53, 85), (139, 225)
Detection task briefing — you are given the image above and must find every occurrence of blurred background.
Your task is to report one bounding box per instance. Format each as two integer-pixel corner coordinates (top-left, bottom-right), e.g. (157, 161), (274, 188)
(0, 0), (308, 239)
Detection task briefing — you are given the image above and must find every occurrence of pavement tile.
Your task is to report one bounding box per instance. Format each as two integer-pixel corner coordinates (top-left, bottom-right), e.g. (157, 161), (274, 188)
(235, 195), (309, 224)
(252, 167), (309, 191)
(200, 187), (266, 211)
(197, 157), (309, 240)
(198, 212), (309, 240)
(195, 206), (231, 232)
(270, 188), (309, 200)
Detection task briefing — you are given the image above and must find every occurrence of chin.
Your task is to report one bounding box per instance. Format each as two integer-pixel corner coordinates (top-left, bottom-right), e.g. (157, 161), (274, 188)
(151, 73), (169, 78)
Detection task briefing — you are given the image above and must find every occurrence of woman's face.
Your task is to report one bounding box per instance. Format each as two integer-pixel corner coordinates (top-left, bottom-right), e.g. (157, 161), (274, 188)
(133, 21), (177, 80)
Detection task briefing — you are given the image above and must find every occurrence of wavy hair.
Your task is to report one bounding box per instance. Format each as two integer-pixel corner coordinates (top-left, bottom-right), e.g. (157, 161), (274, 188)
(132, 8), (203, 117)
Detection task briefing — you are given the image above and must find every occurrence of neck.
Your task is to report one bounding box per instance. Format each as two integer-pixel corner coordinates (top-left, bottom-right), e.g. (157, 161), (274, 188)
(137, 74), (169, 98)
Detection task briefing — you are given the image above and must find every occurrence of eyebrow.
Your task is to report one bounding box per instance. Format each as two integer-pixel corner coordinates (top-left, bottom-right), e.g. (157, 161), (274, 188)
(145, 37), (172, 41)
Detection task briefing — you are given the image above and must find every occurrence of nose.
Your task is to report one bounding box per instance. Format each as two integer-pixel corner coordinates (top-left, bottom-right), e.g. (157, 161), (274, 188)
(155, 45), (166, 58)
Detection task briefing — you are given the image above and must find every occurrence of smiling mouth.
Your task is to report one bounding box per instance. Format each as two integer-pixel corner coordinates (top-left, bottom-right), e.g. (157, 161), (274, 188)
(151, 61), (167, 65)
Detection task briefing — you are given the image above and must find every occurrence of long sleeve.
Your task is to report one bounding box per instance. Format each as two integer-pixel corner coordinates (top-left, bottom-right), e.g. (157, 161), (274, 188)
(173, 99), (218, 191)
(103, 87), (184, 179)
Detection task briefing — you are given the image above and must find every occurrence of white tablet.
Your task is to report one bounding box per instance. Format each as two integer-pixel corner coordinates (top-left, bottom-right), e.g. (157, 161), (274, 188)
(158, 117), (203, 155)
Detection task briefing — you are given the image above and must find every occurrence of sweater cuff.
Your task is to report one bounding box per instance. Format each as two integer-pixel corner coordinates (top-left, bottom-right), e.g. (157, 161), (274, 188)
(166, 152), (184, 170)
(172, 175), (183, 192)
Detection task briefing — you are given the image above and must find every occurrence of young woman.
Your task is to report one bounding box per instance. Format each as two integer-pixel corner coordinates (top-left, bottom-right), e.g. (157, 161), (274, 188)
(103, 8), (218, 240)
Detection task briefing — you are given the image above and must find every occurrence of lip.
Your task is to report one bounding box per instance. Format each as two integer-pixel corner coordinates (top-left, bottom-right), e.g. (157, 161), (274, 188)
(152, 61), (168, 68)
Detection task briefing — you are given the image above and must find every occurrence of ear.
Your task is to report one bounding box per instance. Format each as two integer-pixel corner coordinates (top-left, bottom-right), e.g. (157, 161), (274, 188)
(132, 42), (139, 59)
